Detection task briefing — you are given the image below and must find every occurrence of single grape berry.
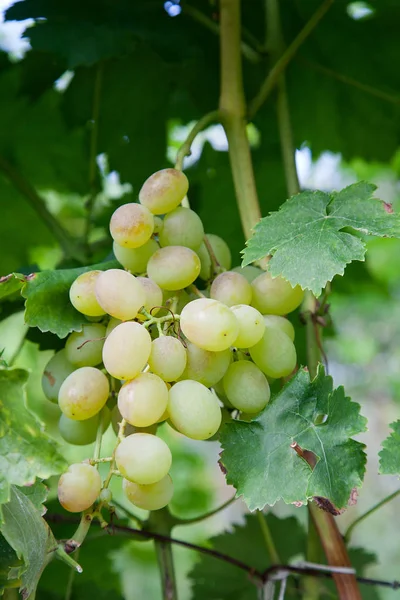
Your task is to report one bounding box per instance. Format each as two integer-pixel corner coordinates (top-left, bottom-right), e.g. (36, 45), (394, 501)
(69, 270), (106, 317)
(95, 269), (146, 321)
(251, 271), (304, 315)
(180, 298), (239, 352)
(115, 433), (172, 485)
(123, 474), (173, 511)
(168, 380), (222, 440)
(58, 463), (102, 513)
(118, 373), (169, 427)
(58, 367), (110, 420)
(139, 168), (189, 215)
(42, 349), (75, 403)
(147, 246), (201, 291)
(109, 202), (154, 248)
(210, 271), (252, 307)
(222, 360), (270, 413)
(102, 321), (152, 380)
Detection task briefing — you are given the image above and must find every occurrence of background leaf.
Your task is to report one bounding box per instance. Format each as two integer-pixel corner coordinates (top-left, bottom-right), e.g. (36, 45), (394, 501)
(379, 421), (400, 475)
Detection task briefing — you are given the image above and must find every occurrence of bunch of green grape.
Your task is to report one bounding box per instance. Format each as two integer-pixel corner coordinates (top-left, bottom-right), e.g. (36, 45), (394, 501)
(42, 168), (303, 515)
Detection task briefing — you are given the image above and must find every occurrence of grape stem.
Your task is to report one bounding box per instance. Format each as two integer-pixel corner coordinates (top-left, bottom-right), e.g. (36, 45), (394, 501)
(256, 510), (280, 564)
(171, 495), (236, 526)
(174, 109), (221, 171)
(89, 456), (113, 465)
(344, 488), (400, 544)
(143, 313), (180, 330)
(203, 234), (223, 277)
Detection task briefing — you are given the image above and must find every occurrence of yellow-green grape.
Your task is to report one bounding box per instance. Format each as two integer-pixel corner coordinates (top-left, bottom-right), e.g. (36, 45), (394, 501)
(212, 379), (234, 409)
(111, 405), (157, 436)
(136, 277), (163, 315)
(118, 373), (169, 427)
(65, 323), (106, 368)
(232, 265), (263, 283)
(230, 304), (265, 348)
(69, 270), (106, 317)
(180, 298), (239, 352)
(109, 202), (154, 248)
(139, 168), (189, 215)
(263, 315), (295, 341)
(251, 271), (304, 315)
(168, 380), (222, 440)
(58, 367), (110, 420)
(58, 408), (111, 445)
(95, 269), (146, 320)
(153, 216), (164, 234)
(159, 207), (204, 250)
(102, 321), (151, 380)
(123, 474), (173, 511)
(106, 317), (123, 337)
(250, 327), (297, 378)
(196, 234), (232, 280)
(147, 246), (201, 291)
(148, 336), (187, 382)
(42, 349), (75, 403)
(222, 361), (270, 413)
(179, 341), (231, 387)
(210, 271), (252, 307)
(113, 238), (159, 273)
(115, 433), (172, 484)
(58, 463), (102, 512)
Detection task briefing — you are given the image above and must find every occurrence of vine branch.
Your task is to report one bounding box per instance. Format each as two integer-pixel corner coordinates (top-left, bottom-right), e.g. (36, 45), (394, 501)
(174, 109), (220, 171)
(171, 495), (236, 526)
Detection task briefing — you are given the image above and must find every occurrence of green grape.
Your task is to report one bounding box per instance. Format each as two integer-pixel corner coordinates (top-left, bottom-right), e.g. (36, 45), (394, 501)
(168, 380), (222, 440)
(230, 304), (265, 348)
(222, 361), (270, 413)
(212, 379), (234, 408)
(106, 317), (123, 337)
(123, 474), (173, 511)
(148, 336), (187, 382)
(232, 265), (263, 283)
(109, 202), (154, 248)
(251, 271), (304, 315)
(42, 349), (75, 403)
(180, 298), (239, 352)
(102, 321), (152, 380)
(115, 433), (172, 484)
(210, 271), (252, 307)
(139, 168), (189, 215)
(159, 207), (204, 250)
(113, 238), (159, 273)
(65, 323), (106, 367)
(179, 341), (231, 387)
(263, 315), (295, 341)
(58, 367), (110, 420)
(58, 463), (102, 513)
(249, 327), (297, 378)
(136, 277), (163, 315)
(147, 246), (201, 291)
(196, 234), (232, 280)
(69, 270), (106, 317)
(118, 373), (169, 427)
(153, 216), (164, 234)
(95, 268), (146, 320)
(111, 405), (158, 436)
(58, 407), (111, 445)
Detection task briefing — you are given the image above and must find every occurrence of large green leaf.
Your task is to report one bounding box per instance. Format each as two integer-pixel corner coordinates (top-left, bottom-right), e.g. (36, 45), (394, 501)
(220, 366), (367, 510)
(21, 260), (117, 338)
(0, 273), (27, 301)
(242, 182), (400, 295)
(0, 369), (66, 510)
(1, 485), (57, 599)
(0, 533), (23, 595)
(189, 513), (305, 600)
(379, 421), (400, 475)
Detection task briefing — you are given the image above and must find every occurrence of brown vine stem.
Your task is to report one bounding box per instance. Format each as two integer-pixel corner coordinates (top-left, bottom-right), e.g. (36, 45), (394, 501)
(219, 0), (261, 242)
(265, 1), (360, 598)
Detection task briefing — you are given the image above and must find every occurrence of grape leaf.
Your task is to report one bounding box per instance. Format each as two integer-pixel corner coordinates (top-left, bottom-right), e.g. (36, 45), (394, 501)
(220, 365), (367, 510)
(1, 485), (57, 600)
(21, 260), (118, 338)
(0, 273), (29, 301)
(242, 182), (400, 295)
(0, 369), (66, 510)
(189, 513), (305, 600)
(0, 533), (23, 595)
(379, 421), (400, 475)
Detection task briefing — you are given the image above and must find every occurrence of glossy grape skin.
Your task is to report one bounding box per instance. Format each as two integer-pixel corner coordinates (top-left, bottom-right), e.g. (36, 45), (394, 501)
(210, 271), (252, 307)
(102, 321), (152, 380)
(58, 463), (102, 513)
(42, 349), (75, 403)
(58, 408), (111, 445)
(251, 271), (304, 315)
(263, 315), (295, 341)
(249, 327), (297, 378)
(136, 277), (163, 315)
(230, 304), (265, 348)
(123, 474), (173, 511)
(118, 373), (169, 427)
(113, 238), (159, 273)
(180, 298), (239, 352)
(159, 207), (204, 250)
(95, 269), (146, 321)
(115, 433), (172, 484)
(179, 341), (231, 388)
(196, 234), (232, 281)
(147, 246), (201, 291)
(110, 202), (154, 248)
(65, 323), (106, 367)
(168, 380), (222, 440)
(148, 336), (187, 382)
(222, 361), (270, 413)
(139, 168), (189, 215)
(69, 270), (106, 317)
(58, 367), (110, 420)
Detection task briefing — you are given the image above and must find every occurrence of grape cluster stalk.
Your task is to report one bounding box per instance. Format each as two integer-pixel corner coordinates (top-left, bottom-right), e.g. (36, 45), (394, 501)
(41, 167), (303, 514)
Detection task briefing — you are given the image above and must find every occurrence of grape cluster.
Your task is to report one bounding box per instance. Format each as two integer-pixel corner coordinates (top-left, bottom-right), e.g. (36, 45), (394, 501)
(42, 168), (303, 515)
